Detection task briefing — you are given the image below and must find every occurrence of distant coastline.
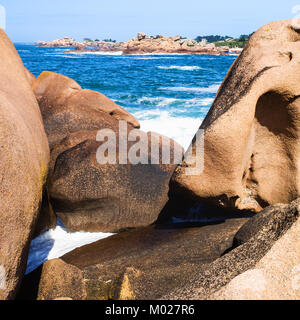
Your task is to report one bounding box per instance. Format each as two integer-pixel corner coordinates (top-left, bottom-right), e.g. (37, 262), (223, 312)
(35, 33), (244, 56)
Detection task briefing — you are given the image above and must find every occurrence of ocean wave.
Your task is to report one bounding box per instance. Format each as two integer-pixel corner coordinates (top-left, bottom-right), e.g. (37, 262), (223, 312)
(157, 66), (201, 71)
(67, 51), (123, 56)
(133, 109), (164, 118)
(134, 110), (201, 150)
(26, 220), (113, 274)
(185, 97), (214, 106)
(127, 52), (193, 56)
(159, 83), (221, 93)
(137, 97), (179, 107)
(132, 57), (178, 60)
(136, 96), (214, 108)
(43, 53), (82, 58)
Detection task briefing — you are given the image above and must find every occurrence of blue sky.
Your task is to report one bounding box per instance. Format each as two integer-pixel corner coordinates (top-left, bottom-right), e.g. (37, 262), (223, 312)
(0, 0), (299, 42)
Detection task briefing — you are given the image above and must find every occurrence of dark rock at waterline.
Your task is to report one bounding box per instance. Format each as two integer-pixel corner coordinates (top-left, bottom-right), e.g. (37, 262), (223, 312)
(211, 202), (300, 299)
(33, 189), (57, 238)
(157, 196), (254, 226)
(17, 217), (248, 300)
(232, 201), (298, 247)
(15, 265), (43, 300)
(37, 259), (87, 300)
(49, 128), (183, 233)
(163, 198), (300, 299)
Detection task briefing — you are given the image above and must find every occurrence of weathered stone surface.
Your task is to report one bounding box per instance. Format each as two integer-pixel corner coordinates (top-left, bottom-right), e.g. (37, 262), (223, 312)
(61, 217), (247, 300)
(66, 89), (140, 127)
(212, 213), (300, 300)
(32, 71), (139, 148)
(33, 189), (57, 237)
(137, 32), (147, 41)
(0, 29), (50, 299)
(36, 259), (86, 300)
(163, 198), (300, 299)
(24, 67), (36, 86)
(31, 70), (181, 234)
(17, 216), (248, 300)
(49, 127), (183, 233)
(171, 19), (300, 212)
(232, 202), (289, 247)
(110, 267), (142, 300)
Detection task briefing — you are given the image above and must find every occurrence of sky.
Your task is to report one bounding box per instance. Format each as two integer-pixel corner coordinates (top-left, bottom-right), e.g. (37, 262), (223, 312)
(0, 0), (299, 42)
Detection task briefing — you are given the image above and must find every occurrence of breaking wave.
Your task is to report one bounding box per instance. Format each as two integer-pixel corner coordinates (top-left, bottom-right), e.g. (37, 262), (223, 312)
(157, 65), (202, 71)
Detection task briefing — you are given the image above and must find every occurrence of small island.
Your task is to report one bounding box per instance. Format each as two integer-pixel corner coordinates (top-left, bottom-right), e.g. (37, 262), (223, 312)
(35, 33), (247, 55)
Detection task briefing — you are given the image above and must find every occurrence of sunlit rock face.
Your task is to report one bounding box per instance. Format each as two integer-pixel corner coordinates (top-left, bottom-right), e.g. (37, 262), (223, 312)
(171, 19), (300, 212)
(0, 29), (50, 299)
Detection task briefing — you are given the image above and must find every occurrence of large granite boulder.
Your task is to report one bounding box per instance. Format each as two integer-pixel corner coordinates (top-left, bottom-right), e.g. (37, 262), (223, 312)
(211, 214), (300, 299)
(17, 199), (300, 300)
(211, 202), (300, 299)
(17, 216), (248, 300)
(164, 198), (300, 299)
(32, 71), (140, 149)
(49, 126), (183, 233)
(0, 30), (50, 299)
(31, 70), (182, 233)
(171, 19), (300, 212)
(36, 259), (87, 300)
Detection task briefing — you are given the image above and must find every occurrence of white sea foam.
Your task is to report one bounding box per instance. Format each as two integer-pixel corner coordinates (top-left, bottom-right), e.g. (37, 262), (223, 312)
(132, 57), (178, 60)
(185, 97), (214, 106)
(157, 65), (201, 71)
(43, 53), (82, 58)
(67, 51), (123, 56)
(159, 83), (221, 93)
(136, 110), (201, 150)
(136, 96), (213, 108)
(137, 97), (179, 107)
(26, 220), (114, 274)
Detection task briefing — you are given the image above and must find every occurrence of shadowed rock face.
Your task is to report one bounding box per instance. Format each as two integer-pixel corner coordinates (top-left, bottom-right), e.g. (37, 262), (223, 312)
(212, 216), (300, 299)
(164, 198), (300, 300)
(49, 127), (183, 233)
(32, 71), (140, 149)
(171, 19), (300, 212)
(36, 259), (87, 300)
(0, 30), (50, 299)
(17, 217), (248, 300)
(17, 199), (299, 300)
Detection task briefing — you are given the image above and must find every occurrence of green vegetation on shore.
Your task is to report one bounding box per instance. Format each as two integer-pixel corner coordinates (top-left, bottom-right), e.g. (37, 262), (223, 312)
(195, 33), (253, 48)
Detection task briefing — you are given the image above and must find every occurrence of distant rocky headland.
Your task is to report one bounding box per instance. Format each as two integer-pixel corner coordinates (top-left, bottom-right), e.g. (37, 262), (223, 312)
(35, 33), (243, 55)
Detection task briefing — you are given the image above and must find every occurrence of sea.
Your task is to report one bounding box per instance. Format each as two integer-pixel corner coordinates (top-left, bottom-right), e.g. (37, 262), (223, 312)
(15, 44), (238, 274)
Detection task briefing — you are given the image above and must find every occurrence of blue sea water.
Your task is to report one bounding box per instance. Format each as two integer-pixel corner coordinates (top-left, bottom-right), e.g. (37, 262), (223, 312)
(16, 44), (237, 149)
